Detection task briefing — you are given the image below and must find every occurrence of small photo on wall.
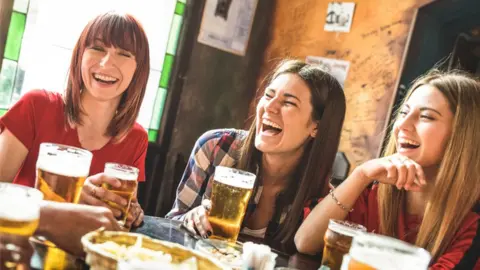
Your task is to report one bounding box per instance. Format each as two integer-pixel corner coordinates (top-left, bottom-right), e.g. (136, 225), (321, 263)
(324, 2), (356, 33)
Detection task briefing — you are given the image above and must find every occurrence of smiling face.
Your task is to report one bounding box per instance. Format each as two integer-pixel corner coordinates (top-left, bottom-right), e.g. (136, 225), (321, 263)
(254, 73), (318, 156)
(394, 84), (454, 167)
(81, 39), (137, 102)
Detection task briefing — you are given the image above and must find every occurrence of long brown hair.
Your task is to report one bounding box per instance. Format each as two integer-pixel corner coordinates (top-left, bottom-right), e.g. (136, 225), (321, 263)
(378, 70), (480, 261)
(65, 12), (150, 140)
(238, 59), (346, 249)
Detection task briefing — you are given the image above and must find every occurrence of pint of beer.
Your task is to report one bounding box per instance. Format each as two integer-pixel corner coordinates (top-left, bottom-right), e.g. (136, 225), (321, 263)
(36, 143), (92, 203)
(208, 166), (256, 242)
(102, 163), (139, 227)
(342, 233), (431, 270)
(0, 183), (43, 236)
(321, 219), (367, 270)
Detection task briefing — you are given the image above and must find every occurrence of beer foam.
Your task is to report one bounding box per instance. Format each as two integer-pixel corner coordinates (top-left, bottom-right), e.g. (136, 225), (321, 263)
(0, 194), (40, 221)
(104, 164), (138, 181)
(37, 144), (92, 177)
(213, 166), (256, 189)
(329, 220), (366, 237)
(349, 233), (431, 269)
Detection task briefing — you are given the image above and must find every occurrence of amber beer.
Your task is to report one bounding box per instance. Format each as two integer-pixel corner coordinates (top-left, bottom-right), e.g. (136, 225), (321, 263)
(35, 143), (92, 203)
(102, 163), (139, 226)
(0, 183), (43, 236)
(208, 166), (256, 242)
(0, 183), (42, 268)
(343, 233), (431, 270)
(321, 219), (367, 270)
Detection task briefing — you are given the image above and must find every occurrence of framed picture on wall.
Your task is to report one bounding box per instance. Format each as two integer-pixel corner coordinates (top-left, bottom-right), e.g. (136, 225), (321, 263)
(324, 2), (356, 33)
(197, 0), (259, 56)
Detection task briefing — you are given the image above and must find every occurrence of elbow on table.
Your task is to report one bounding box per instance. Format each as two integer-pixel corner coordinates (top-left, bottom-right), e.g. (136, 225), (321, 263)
(294, 232), (320, 255)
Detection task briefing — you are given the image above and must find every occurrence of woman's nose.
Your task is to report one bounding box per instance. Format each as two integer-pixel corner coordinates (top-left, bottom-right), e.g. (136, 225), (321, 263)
(265, 98), (280, 114)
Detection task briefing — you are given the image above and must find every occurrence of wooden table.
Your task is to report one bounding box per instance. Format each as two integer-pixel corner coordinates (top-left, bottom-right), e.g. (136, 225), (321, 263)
(133, 216), (322, 270)
(30, 215), (321, 269)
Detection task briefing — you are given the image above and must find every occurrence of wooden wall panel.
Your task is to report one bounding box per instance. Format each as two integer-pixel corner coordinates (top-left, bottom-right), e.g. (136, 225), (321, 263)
(256, 0), (434, 170)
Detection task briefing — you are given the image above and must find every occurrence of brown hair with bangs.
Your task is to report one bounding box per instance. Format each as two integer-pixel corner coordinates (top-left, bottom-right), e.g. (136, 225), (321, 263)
(65, 11), (150, 140)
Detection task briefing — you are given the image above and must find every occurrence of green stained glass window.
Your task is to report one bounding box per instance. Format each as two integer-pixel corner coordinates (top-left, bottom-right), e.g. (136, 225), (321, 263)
(159, 54), (174, 89)
(1, 0), (186, 143)
(0, 59), (18, 108)
(0, 109), (7, 117)
(175, 2), (185, 15)
(148, 129), (158, 142)
(4, 12), (26, 61)
(150, 88), (168, 130)
(167, 15), (183, 55)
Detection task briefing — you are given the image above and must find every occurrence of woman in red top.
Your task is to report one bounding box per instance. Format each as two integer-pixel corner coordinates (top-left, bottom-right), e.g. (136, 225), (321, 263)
(0, 12), (150, 228)
(296, 70), (480, 269)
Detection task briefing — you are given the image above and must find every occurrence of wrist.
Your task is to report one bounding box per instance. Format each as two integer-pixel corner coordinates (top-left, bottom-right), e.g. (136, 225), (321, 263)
(351, 166), (373, 188)
(36, 201), (54, 238)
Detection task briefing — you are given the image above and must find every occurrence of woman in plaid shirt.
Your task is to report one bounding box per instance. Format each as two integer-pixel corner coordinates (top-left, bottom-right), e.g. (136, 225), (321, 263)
(166, 59), (346, 252)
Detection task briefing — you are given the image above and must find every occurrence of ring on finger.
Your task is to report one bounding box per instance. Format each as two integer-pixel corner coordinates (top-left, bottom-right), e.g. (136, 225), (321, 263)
(91, 186), (97, 197)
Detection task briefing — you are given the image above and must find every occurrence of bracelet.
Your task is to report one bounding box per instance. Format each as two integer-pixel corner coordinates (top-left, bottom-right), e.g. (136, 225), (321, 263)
(329, 189), (353, 212)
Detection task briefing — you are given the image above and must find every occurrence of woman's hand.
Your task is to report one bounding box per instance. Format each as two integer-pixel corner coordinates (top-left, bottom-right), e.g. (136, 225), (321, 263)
(124, 198), (144, 229)
(183, 200), (213, 239)
(79, 173), (128, 218)
(357, 154), (427, 191)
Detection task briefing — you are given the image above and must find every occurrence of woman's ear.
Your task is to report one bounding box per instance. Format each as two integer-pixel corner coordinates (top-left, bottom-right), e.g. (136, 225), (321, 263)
(310, 122), (319, 138)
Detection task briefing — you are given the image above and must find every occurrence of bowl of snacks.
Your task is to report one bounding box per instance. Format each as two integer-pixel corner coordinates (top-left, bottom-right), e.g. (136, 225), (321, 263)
(81, 229), (228, 270)
(195, 239), (243, 270)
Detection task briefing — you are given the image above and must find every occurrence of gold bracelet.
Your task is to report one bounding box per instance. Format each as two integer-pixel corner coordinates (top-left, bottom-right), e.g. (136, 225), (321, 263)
(329, 189), (353, 212)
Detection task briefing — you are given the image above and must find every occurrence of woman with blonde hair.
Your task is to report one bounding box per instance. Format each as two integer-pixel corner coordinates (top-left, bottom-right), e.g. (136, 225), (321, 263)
(295, 70), (480, 269)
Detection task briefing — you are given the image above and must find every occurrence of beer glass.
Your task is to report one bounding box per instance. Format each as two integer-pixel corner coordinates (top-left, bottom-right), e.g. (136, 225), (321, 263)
(321, 219), (367, 270)
(102, 163), (139, 227)
(36, 143), (93, 203)
(341, 233), (431, 270)
(0, 183), (43, 267)
(208, 166), (256, 242)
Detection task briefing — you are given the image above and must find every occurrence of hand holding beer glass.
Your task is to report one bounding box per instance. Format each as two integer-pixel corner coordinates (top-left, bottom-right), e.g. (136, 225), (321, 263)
(182, 166), (256, 242)
(101, 163), (139, 229)
(321, 219), (367, 270)
(0, 183), (43, 268)
(208, 166), (256, 242)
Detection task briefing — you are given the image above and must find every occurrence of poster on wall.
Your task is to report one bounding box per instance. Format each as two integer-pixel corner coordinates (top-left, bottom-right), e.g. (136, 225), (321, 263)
(197, 0), (258, 56)
(306, 56), (350, 87)
(324, 2), (356, 33)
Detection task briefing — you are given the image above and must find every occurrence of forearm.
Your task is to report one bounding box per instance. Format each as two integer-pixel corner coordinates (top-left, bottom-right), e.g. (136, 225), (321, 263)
(295, 168), (371, 254)
(35, 201), (56, 238)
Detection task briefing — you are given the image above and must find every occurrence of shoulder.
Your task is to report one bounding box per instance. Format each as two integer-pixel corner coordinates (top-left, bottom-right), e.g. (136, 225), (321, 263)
(196, 128), (247, 148)
(122, 123), (148, 148)
(128, 123), (148, 140)
(21, 89), (63, 105)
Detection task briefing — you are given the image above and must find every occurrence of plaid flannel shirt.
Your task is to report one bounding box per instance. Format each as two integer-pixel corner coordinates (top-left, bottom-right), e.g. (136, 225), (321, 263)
(166, 129), (317, 237)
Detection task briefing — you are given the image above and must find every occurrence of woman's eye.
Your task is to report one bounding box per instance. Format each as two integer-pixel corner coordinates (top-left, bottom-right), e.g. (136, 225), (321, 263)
(285, 101), (296, 106)
(420, 115), (434, 120)
(92, 46), (104, 51)
(119, 52), (132, 57)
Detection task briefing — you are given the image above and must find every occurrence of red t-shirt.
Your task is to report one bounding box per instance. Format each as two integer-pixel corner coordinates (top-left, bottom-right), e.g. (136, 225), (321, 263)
(0, 89), (148, 186)
(345, 185), (480, 269)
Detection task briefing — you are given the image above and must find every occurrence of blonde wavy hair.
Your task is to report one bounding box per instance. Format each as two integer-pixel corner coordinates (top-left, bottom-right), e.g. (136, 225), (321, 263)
(378, 70), (480, 261)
